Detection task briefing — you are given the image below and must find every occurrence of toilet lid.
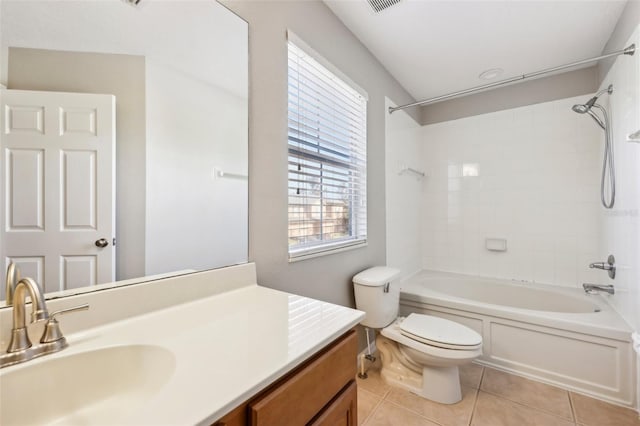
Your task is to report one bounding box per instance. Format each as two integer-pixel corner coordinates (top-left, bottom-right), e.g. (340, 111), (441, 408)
(399, 314), (482, 349)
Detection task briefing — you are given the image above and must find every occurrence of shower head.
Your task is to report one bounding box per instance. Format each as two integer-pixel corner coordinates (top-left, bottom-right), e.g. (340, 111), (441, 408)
(573, 102), (606, 129)
(572, 84), (613, 114)
(572, 104), (590, 114)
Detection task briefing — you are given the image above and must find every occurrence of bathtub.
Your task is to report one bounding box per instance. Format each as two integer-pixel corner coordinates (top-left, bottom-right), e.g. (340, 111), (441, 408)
(398, 270), (636, 408)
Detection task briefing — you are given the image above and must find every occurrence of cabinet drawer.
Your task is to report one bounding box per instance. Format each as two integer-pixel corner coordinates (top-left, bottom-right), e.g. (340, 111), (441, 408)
(249, 330), (357, 426)
(309, 381), (357, 426)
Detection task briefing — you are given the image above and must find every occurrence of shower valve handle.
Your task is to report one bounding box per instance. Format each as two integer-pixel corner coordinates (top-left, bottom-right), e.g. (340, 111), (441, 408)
(588, 255), (616, 279)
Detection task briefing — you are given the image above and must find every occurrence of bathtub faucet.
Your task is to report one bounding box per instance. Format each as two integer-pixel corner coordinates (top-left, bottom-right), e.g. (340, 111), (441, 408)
(582, 283), (615, 295)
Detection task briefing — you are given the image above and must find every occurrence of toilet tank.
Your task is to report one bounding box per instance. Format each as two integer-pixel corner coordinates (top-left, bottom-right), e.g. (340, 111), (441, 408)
(353, 267), (401, 329)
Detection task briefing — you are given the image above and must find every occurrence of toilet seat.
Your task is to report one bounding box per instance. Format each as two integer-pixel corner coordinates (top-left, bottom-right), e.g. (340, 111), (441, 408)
(398, 314), (482, 350)
(382, 317), (483, 362)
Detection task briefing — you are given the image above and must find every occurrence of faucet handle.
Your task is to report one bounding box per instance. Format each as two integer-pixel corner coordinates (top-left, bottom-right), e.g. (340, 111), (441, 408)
(40, 304), (89, 344)
(588, 254), (616, 279)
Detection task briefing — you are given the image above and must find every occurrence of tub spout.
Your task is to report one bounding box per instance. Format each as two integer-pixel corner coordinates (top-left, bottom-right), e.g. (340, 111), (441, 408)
(582, 283), (614, 295)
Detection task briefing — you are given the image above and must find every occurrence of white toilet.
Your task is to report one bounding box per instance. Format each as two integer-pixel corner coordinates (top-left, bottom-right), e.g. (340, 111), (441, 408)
(353, 267), (482, 404)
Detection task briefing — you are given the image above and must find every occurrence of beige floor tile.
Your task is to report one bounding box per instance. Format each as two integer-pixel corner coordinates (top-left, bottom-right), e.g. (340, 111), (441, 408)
(386, 385), (477, 426)
(358, 387), (382, 426)
(480, 368), (573, 420)
(460, 363), (484, 389)
(570, 392), (640, 426)
(363, 401), (440, 426)
(357, 367), (392, 398)
(471, 391), (575, 426)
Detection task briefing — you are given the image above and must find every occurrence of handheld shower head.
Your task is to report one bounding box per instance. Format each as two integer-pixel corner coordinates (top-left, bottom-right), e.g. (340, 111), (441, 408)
(572, 104), (590, 114)
(571, 88), (616, 209)
(572, 84), (613, 115)
(572, 102), (606, 129)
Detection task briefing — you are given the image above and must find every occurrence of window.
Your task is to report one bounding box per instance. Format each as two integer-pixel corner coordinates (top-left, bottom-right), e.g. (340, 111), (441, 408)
(287, 33), (368, 261)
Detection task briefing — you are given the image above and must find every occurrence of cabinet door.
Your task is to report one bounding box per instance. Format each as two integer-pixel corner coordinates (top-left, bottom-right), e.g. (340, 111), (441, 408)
(249, 331), (357, 425)
(211, 404), (246, 426)
(309, 381), (357, 426)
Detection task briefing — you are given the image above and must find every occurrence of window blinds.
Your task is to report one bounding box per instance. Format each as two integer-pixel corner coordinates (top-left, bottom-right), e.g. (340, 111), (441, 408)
(287, 38), (367, 259)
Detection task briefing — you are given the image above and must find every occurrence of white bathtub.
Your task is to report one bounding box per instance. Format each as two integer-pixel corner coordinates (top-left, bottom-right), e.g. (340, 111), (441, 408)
(399, 270), (636, 408)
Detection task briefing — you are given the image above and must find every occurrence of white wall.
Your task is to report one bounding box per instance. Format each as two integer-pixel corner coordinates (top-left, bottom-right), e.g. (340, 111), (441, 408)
(145, 61), (248, 275)
(385, 98), (423, 280)
(598, 24), (640, 340)
(420, 96), (605, 287)
(221, 1), (418, 309)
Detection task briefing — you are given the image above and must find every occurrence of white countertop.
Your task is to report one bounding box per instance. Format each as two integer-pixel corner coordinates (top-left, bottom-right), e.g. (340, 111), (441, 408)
(1, 282), (364, 425)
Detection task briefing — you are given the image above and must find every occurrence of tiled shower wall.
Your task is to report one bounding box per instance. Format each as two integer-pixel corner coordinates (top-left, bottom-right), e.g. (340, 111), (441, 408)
(598, 25), (640, 339)
(385, 99), (423, 280)
(420, 96), (606, 288)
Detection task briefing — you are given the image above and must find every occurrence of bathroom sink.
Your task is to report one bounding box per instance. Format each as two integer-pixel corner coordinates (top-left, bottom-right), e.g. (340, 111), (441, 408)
(0, 344), (176, 425)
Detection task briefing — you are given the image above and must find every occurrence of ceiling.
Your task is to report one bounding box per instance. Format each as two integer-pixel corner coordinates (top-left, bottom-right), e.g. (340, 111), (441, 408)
(324, 0), (628, 103)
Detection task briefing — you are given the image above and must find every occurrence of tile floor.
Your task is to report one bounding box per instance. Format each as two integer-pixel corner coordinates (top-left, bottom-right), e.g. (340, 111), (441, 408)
(357, 361), (640, 426)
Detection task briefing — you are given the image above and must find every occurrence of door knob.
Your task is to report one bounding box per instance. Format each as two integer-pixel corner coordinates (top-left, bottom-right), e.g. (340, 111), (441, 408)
(95, 238), (109, 248)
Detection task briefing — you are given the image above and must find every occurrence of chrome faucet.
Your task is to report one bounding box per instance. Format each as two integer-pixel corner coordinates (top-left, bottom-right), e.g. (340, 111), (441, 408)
(589, 254), (616, 279)
(1, 277), (89, 368)
(583, 283), (615, 295)
(6, 277), (49, 353)
(5, 262), (20, 305)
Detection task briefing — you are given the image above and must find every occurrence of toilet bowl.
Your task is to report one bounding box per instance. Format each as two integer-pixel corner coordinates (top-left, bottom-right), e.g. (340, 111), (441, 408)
(353, 267), (483, 404)
(377, 314), (482, 404)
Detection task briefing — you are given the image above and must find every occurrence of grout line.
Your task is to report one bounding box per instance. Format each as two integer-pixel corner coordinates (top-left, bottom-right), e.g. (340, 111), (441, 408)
(358, 381), (389, 402)
(467, 366), (486, 426)
(568, 391), (578, 424)
(383, 384), (480, 426)
(480, 389), (576, 423)
(480, 366), (575, 422)
(468, 384), (482, 425)
(380, 382), (391, 401)
(360, 389), (385, 426)
(477, 365), (487, 390)
(382, 399), (448, 426)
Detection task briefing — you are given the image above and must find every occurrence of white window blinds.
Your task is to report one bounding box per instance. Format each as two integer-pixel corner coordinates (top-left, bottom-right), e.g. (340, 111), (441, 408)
(287, 35), (368, 260)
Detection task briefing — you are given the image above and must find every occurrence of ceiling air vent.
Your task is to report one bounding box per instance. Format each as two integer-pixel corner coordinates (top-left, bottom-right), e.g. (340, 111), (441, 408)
(366, 0), (401, 13)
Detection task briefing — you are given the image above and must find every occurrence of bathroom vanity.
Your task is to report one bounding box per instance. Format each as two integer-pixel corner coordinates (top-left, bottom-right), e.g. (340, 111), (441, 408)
(0, 263), (364, 425)
(213, 330), (357, 426)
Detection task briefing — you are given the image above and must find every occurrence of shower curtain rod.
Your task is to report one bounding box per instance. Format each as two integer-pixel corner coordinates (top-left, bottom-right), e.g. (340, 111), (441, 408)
(389, 44), (636, 114)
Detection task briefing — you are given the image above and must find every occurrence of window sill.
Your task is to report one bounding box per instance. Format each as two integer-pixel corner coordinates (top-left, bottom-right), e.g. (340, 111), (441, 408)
(288, 240), (367, 263)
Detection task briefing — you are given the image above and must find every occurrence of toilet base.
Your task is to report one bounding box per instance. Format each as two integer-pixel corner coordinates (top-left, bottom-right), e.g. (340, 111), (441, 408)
(377, 335), (464, 404)
(380, 363), (462, 404)
(416, 365), (461, 404)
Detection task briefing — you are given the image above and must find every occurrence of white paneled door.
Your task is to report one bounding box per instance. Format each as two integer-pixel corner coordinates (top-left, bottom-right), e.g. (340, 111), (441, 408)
(1, 89), (115, 296)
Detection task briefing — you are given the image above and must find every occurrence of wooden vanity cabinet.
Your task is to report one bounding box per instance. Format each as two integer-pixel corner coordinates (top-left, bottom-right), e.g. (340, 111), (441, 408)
(308, 381), (356, 426)
(212, 329), (357, 426)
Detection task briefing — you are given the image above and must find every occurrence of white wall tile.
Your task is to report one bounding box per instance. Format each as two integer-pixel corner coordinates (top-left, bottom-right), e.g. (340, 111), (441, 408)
(597, 24), (640, 332)
(419, 95), (602, 287)
(385, 98), (424, 280)
(387, 27), (639, 339)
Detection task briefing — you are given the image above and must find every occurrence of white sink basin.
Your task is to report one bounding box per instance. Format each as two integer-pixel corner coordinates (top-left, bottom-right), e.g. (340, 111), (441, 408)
(0, 344), (176, 425)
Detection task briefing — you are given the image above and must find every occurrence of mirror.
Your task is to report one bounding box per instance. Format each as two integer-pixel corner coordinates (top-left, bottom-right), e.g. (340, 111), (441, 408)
(0, 0), (248, 302)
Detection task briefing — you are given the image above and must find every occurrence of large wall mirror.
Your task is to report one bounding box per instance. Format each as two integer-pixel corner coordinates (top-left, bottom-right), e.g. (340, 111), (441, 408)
(0, 0), (248, 303)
